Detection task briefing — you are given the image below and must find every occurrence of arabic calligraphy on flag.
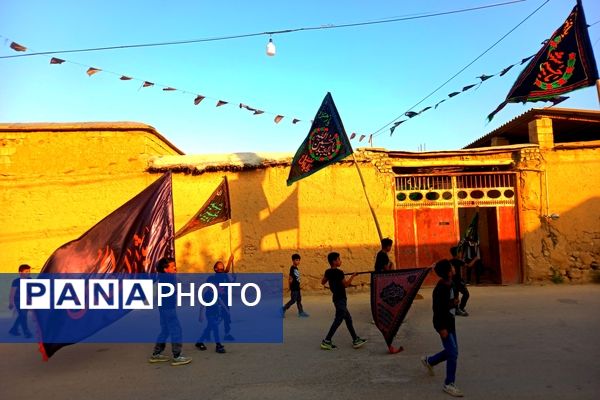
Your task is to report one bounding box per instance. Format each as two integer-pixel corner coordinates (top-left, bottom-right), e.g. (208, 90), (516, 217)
(174, 177), (231, 239)
(286, 92), (353, 185)
(371, 268), (431, 348)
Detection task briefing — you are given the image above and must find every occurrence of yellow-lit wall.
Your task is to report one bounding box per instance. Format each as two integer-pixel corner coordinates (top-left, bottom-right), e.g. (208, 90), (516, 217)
(172, 162), (395, 290)
(2, 123), (598, 286)
(519, 144), (600, 282)
(0, 124), (182, 274)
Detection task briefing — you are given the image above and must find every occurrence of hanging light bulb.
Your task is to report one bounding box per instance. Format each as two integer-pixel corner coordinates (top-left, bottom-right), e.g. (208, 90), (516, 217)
(266, 36), (276, 57)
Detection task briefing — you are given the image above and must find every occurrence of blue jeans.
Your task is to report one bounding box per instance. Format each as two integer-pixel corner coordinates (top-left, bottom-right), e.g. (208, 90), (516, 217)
(428, 331), (458, 385)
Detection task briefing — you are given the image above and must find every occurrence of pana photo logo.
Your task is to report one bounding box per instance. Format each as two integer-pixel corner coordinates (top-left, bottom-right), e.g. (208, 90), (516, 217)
(20, 277), (262, 310)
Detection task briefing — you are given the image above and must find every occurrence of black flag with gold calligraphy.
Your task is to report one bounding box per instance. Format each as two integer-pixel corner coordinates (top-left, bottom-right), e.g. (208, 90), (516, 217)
(286, 92), (353, 185)
(488, 1), (598, 121)
(36, 173), (175, 359)
(371, 268), (430, 350)
(174, 177), (231, 239)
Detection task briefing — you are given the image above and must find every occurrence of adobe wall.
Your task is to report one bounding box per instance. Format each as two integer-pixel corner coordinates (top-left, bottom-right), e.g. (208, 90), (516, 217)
(0, 124), (182, 273)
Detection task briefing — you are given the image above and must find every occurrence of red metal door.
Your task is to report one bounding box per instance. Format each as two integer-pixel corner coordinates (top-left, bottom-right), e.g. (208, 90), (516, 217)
(497, 207), (521, 284)
(395, 207), (456, 285)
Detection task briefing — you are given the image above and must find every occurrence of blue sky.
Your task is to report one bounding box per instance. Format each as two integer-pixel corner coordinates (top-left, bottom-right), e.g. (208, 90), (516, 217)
(1, 0), (599, 154)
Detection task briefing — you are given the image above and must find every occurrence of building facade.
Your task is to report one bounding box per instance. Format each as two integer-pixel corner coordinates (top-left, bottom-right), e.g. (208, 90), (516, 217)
(1, 109), (598, 288)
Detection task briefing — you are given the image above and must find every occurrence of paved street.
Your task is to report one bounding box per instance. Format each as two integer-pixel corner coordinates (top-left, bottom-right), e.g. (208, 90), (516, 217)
(1, 284), (599, 400)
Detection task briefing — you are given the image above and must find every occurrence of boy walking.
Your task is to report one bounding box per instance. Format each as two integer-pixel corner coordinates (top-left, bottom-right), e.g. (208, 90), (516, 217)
(449, 246), (474, 316)
(8, 264), (32, 338)
(421, 259), (464, 397)
(320, 252), (367, 350)
(374, 238), (394, 272)
(149, 257), (192, 366)
(282, 253), (309, 317)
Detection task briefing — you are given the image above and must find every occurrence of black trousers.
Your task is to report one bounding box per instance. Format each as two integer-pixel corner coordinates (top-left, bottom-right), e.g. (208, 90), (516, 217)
(454, 280), (470, 310)
(10, 309), (31, 335)
(466, 259), (484, 284)
(284, 290), (304, 313)
(325, 298), (357, 341)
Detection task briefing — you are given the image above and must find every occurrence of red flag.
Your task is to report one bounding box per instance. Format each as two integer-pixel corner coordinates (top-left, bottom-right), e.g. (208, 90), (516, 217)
(36, 173), (175, 359)
(49, 58), (65, 64)
(371, 268), (430, 351)
(142, 81), (154, 88)
(216, 100), (228, 107)
(9, 42), (27, 52)
(120, 76), (132, 81)
(175, 177), (231, 239)
(274, 115), (284, 124)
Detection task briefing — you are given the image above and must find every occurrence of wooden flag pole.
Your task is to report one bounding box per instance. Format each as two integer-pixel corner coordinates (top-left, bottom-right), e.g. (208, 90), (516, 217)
(596, 79), (600, 106)
(351, 153), (383, 241)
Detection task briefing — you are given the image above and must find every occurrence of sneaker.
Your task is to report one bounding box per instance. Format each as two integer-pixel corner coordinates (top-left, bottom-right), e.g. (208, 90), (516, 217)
(224, 334), (235, 341)
(298, 311), (310, 317)
(171, 355), (192, 366)
(148, 354), (170, 363)
(352, 337), (367, 349)
(195, 342), (207, 351)
(457, 309), (469, 317)
(320, 340), (336, 350)
(421, 355), (435, 376)
(216, 344), (226, 354)
(443, 383), (464, 397)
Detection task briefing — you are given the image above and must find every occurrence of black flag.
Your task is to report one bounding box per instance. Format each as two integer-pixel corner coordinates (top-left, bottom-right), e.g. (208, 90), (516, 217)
(36, 173), (175, 359)
(371, 268), (430, 352)
(489, 1), (598, 121)
(174, 177), (231, 239)
(286, 92), (352, 185)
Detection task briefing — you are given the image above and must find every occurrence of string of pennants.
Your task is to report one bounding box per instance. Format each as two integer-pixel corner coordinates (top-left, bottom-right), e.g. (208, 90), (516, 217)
(386, 53), (538, 137)
(3, 37), (378, 143)
(4, 37), (540, 145)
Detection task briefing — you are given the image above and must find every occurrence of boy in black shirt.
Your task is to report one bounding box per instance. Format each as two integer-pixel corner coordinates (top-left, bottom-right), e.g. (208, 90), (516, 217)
(149, 257), (192, 366)
(320, 252), (367, 350)
(283, 253), (309, 317)
(8, 264), (32, 338)
(421, 259), (464, 397)
(449, 246), (474, 316)
(374, 238), (394, 272)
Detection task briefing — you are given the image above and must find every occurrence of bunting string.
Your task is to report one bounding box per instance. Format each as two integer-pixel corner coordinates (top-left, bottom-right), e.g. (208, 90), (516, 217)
(3, 35), (379, 142)
(386, 54), (535, 136)
(2, 35), (312, 127)
(371, 0), (551, 140)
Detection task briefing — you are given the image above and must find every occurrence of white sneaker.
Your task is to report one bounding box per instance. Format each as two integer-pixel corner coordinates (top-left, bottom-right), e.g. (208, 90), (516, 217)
(421, 355), (434, 376)
(148, 354), (170, 363)
(443, 383), (464, 397)
(171, 355), (192, 366)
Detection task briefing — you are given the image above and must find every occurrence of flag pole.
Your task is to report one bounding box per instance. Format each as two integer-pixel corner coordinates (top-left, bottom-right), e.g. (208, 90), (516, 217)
(228, 216), (234, 273)
(351, 153), (383, 241)
(596, 80), (600, 106)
